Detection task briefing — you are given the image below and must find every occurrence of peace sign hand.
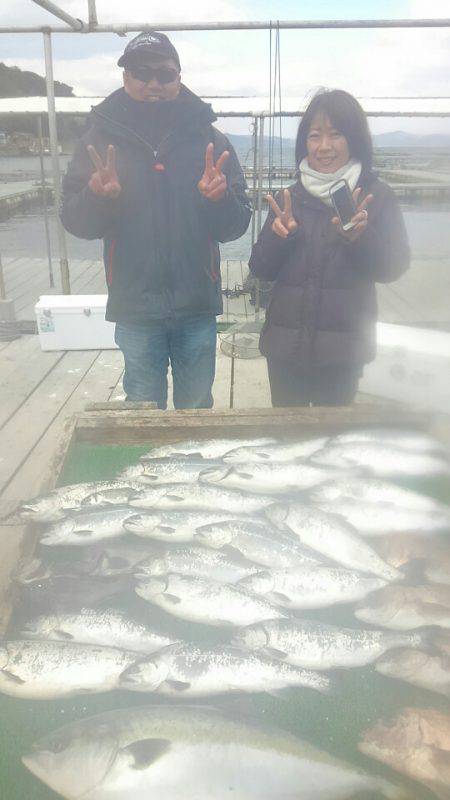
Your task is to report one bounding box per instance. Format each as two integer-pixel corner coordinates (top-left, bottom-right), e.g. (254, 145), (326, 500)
(332, 188), (373, 242)
(198, 143), (230, 202)
(267, 189), (299, 239)
(87, 144), (121, 198)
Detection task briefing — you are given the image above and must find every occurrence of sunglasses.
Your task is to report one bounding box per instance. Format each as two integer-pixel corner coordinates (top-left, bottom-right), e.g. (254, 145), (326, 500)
(129, 66), (179, 85)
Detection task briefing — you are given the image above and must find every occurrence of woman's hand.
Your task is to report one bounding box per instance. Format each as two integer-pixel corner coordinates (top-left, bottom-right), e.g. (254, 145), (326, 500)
(332, 188), (373, 242)
(87, 144), (121, 198)
(198, 143), (230, 202)
(267, 189), (298, 238)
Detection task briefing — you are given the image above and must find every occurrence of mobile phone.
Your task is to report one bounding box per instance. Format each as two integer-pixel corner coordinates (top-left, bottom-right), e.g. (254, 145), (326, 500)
(329, 179), (357, 231)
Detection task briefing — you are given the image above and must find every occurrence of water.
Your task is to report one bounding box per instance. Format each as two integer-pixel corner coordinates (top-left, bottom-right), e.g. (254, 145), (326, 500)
(0, 441), (448, 799)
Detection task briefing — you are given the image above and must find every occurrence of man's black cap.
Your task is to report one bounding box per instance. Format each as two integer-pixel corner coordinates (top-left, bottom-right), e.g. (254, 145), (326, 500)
(118, 31), (181, 69)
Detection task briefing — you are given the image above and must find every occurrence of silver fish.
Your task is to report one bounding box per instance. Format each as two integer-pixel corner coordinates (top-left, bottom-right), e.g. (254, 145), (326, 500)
(118, 458), (224, 486)
(330, 428), (446, 454)
(40, 506), (140, 546)
(135, 545), (258, 583)
(232, 618), (425, 670)
(266, 503), (401, 581)
(238, 566), (388, 609)
(0, 640), (137, 699)
(313, 497), (450, 537)
(376, 648), (450, 698)
(310, 442), (450, 478)
(222, 437), (329, 463)
(141, 437), (276, 460)
(355, 585), (450, 630)
(19, 608), (178, 654)
(308, 477), (446, 511)
(136, 573), (287, 627)
(124, 509), (261, 542)
(199, 462), (341, 494)
(23, 704), (406, 800)
(128, 484), (275, 514)
(120, 642), (331, 696)
(18, 480), (144, 522)
(193, 519), (322, 569)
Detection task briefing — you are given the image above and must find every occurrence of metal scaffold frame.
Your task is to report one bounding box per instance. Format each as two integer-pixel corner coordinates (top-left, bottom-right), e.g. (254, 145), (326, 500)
(1, 4), (450, 294)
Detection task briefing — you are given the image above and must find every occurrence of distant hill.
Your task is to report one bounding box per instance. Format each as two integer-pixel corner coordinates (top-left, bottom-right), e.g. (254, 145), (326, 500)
(0, 63), (74, 97)
(226, 131), (450, 152)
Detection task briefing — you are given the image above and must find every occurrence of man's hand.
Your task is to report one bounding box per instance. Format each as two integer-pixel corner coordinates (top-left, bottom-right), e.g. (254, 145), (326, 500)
(332, 188), (373, 242)
(87, 144), (121, 198)
(198, 143), (229, 202)
(267, 189), (298, 239)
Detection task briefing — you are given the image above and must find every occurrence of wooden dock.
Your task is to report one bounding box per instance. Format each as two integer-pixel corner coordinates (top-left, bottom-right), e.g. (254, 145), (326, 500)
(0, 181), (53, 219)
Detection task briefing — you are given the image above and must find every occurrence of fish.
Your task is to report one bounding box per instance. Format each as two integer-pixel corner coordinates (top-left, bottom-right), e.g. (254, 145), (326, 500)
(355, 585), (450, 630)
(118, 458), (225, 486)
(330, 428), (446, 454)
(120, 642), (331, 696)
(39, 506), (141, 546)
(135, 545), (258, 583)
(23, 704), (407, 800)
(0, 640), (138, 699)
(193, 519), (323, 569)
(231, 618), (425, 670)
(222, 437), (329, 463)
(308, 477), (447, 511)
(312, 497), (450, 537)
(375, 648), (450, 698)
(310, 441), (450, 478)
(238, 566), (388, 609)
(19, 608), (179, 654)
(199, 462), (343, 494)
(359, 708), (450, 799)
(135, 573), (287, 627)
(140, 437), (276, 460)
(123, 509), (263, 542)
(266, 503), (401, 581)
(128, 484), (275, 514)
(18, 480), (144, 522)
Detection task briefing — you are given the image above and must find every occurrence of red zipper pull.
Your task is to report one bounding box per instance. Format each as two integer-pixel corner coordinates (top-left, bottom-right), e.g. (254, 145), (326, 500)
(153, 162), (165, 172)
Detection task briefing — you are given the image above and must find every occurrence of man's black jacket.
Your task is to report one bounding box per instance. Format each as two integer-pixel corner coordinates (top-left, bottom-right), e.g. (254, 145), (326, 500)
(61, 86), (252, 323)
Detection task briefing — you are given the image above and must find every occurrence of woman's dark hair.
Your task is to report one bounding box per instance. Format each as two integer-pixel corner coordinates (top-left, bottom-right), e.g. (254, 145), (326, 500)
(295, 89), (373, 177)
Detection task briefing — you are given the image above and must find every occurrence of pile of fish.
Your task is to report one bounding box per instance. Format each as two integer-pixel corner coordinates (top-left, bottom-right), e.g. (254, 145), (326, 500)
(5, 427), (450, 798)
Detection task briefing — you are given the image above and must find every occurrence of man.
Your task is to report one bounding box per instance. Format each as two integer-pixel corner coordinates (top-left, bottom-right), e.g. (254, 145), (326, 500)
(61, 31), (251, 409)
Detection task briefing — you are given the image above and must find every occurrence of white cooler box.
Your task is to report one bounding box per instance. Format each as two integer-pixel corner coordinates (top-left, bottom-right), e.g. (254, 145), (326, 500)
(35, 295), (118, 351)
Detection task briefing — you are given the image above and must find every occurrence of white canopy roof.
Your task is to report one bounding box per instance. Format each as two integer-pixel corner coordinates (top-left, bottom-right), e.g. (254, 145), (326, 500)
(2, 95), (450, 117)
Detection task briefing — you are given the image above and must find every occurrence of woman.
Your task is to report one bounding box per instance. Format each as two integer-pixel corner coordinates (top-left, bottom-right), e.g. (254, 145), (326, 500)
(249, 89), (410, 407)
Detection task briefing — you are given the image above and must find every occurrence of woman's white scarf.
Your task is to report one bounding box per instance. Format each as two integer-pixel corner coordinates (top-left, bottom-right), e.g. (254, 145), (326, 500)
(299, 158), (362, 207)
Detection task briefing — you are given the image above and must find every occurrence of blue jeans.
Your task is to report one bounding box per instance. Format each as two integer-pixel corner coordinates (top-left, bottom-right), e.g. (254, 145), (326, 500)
(115, 315), (217, 409)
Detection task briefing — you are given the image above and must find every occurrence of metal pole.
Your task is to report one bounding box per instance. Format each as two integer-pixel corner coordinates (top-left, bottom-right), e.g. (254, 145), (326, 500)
(0, 253), (6, 300)
(256, 114), (265, 236)
(88, 0), (98, 28)
(31, 0), (85, 30)
(2, 17), (450, 33)
(250, 116), (258, 247)
(229, 334), (236, 409)
(43, 30), (71, 294)
(37, 114), (54, 288)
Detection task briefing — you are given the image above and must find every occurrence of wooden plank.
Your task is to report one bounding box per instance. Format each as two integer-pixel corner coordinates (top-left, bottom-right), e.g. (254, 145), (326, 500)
(71, 404), (430, 446)
(0, 349), (99, 498)
(0, 337), (63, 429)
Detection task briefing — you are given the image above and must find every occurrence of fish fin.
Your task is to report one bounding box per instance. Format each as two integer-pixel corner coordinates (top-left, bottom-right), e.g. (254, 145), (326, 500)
(2, 669), (26, 685)
(158, 526), (176, 534)
(122, 739), (171, 770)
(164, 680), (191, 692)
(163, 594), (182, 605)
(54, 629), (74, 640)
(235, 472), (253, 480)
(262, 647), (288, 661)
(422, 601), (450, 620)
(165, 494), (184, 502)
(270, 592), (292, 605)
(74, 529), (93, 537)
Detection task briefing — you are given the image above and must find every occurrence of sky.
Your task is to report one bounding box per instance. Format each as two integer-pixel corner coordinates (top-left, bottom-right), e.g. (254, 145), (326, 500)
(2, 0), (450, 137)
